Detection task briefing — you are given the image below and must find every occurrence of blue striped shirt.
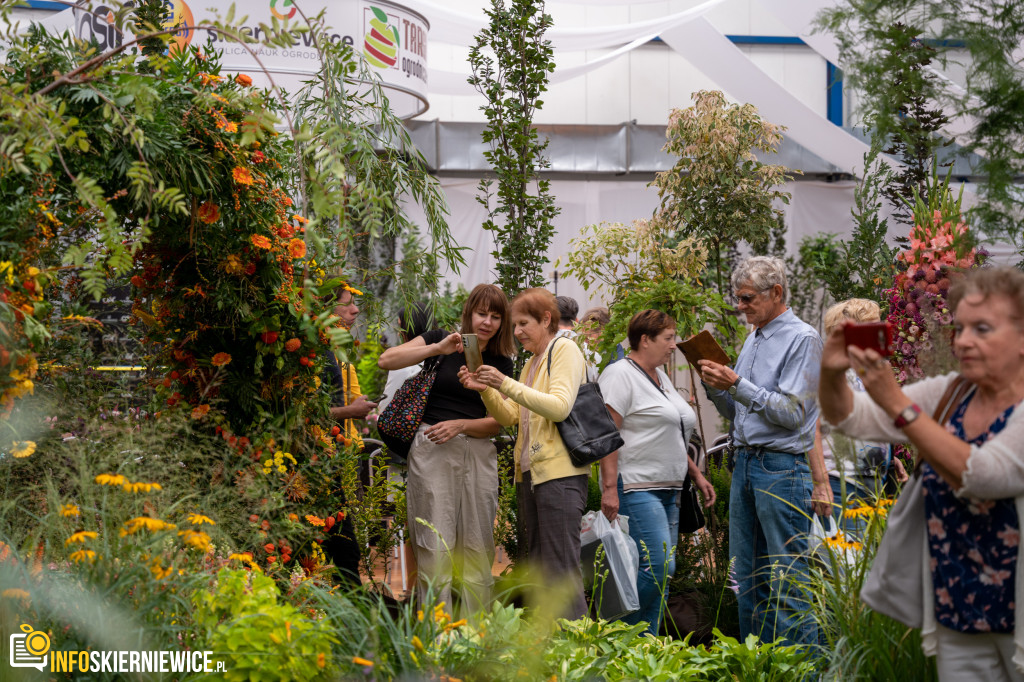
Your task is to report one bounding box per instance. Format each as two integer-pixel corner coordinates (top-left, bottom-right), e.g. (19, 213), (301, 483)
(706, 308), (822, 456)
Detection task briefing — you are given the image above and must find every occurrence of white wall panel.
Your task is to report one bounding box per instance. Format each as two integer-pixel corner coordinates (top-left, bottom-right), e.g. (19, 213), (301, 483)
(583, 51), (632, 124)
(629, 46), (673, 125)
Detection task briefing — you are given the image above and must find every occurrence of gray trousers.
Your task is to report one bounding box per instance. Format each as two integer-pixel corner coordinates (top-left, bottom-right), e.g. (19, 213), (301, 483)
(935, 624), (1024, 682)
(518, 471), (589, 620)
(406, 425), (498, 615)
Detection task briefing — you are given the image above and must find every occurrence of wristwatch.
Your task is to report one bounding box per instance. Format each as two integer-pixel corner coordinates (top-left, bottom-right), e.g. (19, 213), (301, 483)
(727, 378), (741, 397)
(894, 403), (922, 429)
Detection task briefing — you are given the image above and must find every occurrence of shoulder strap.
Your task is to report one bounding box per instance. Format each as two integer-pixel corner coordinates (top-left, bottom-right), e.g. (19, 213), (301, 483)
(626, 357), (666, 397)
(912, 374), (974, 473)
(932, 374), (974, 426)
(546, 335), (588, 384)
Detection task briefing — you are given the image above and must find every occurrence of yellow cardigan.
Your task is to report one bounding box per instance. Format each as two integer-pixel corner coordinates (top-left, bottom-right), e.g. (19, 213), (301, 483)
(481, 336), (590, 485)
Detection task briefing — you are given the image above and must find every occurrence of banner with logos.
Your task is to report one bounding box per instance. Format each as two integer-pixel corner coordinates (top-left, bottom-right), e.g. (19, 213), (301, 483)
(69, 0), (428, 118)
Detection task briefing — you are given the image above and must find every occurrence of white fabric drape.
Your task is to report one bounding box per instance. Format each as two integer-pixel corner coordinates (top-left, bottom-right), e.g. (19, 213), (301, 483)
(407, 0), (726, 50)
(757, 0), (980, 145)
(660, 18), (876, 178)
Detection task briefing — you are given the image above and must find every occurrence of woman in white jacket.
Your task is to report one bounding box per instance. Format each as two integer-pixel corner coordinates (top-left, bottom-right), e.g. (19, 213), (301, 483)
(819, 266), (1024, 681)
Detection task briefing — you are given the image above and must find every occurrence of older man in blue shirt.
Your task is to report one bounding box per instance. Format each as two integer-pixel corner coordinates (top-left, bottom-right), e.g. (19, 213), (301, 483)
(700, 256), (831, 649)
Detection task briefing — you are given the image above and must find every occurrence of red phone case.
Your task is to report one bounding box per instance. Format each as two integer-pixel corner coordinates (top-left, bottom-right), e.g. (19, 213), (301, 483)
(843, 322), (893, 356)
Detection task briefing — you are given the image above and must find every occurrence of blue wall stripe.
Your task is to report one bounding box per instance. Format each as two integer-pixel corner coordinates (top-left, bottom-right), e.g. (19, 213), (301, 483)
(20, 1), (68, 9)
(826, 62), (844, 127)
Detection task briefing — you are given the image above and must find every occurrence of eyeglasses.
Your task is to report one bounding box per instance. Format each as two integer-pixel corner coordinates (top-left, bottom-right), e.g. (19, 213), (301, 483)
(734, 292), (764, 305)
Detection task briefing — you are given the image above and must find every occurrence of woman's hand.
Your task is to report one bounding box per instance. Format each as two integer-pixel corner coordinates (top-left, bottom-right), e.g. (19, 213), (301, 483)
(424, 420), (464, 445)
(822, 324), (853, 374)
(601, 486), (619, 521)
(457, 366), (488, 393)
(436, 332), (464, 355)
(694, 473), (717, 508)
(892, 456), (909, 483)
(473, 364), (507, 390)
(848, 346), (909, 417)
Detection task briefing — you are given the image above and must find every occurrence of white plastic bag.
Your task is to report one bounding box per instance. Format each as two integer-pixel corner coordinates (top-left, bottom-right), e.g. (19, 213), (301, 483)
(809, 514), (857, 573)
(580, 510), (640, 620)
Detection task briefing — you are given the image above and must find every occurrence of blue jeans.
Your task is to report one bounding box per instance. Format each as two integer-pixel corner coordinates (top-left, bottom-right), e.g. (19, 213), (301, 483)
(730, 447), (818, 648)
(616, 478), (678, 635)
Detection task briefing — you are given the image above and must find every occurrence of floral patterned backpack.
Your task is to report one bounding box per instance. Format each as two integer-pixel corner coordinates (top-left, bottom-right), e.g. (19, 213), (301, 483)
(376, 355), (440, 461)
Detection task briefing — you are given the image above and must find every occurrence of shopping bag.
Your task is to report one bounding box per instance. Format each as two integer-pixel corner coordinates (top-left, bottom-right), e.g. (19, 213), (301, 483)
(580, 511), (640, 620)
(809, 514), (857, 574)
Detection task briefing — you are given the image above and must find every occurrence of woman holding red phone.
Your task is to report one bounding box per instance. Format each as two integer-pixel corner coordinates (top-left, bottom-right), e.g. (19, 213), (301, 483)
(819, 267), (1024, 680)
(378, 284), (516, 614)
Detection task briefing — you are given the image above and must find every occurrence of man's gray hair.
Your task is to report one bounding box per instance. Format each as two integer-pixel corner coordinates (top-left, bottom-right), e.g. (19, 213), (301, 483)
(731, 256), (789, 305)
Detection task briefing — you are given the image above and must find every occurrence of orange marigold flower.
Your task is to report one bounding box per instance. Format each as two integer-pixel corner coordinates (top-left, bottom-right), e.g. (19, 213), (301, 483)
(250, 234), (272, 250)
(235, 74), (253, 87)
(232, 167), (254, 186)
(211, 352), (232, 367)
(199, 72), (221, 86)
(288, 239), (307, 259)
(223, 254), (245, 275)
(191, 404), (211, 419)
(352, 657), (374, 668)
(284, 338), (301, 352)
(305, 514), (325, 527)
(292, 214), (309, 225)
(197, 201), (220, 224)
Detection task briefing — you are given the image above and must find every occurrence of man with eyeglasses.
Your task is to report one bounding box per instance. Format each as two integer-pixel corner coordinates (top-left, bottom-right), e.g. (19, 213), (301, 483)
(698, 255), (830, 651)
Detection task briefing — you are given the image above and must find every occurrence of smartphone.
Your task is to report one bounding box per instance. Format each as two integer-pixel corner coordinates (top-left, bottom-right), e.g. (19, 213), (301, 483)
(370, 393), (386, 404)
(462, 333), (483, 372)
(843, 322), (894, 357)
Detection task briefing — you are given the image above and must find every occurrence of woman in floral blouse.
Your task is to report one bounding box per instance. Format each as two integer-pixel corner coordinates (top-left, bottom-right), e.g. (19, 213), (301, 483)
(819, 266), (1024, 681)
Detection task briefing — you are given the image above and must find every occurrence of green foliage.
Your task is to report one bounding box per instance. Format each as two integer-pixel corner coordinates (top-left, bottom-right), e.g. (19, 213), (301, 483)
(355, 337), (386, 404)
(339, 458), (406, 586)
(817, 0), (1024, 258)
(468, 0), (559, 296)
(654, 90), (798, 302)
(796, 493), (938, 681)
(192, 568), (338, 680)
(561, 217), (742, 366)
(290, 13), (458, 323)
(493, 441), (519, 563)
(815, 151), (899, 308)
(599, 278), (744, 370)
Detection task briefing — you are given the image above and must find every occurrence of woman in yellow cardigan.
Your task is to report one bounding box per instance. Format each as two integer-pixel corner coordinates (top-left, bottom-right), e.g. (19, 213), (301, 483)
(459, 288), (590, 619)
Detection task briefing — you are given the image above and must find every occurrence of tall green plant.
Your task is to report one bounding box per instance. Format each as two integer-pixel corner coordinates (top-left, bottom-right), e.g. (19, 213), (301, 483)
(653, 90), (798, 303)
(468, 0), (559, 297)
(560, 219), (742, 366)
(817, 0), (1024, 259)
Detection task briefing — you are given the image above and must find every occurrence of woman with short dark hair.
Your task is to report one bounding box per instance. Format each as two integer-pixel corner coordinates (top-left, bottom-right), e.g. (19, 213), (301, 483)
(599, 309), (715, 634)
(459, 288), (591, 618)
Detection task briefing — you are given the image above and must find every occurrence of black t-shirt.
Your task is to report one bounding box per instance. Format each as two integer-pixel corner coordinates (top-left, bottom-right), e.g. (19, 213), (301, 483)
(419, 329), (514, 425)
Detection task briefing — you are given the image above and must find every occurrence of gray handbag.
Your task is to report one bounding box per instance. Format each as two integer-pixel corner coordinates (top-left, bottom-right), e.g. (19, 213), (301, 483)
(859, 376), (973, 627)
